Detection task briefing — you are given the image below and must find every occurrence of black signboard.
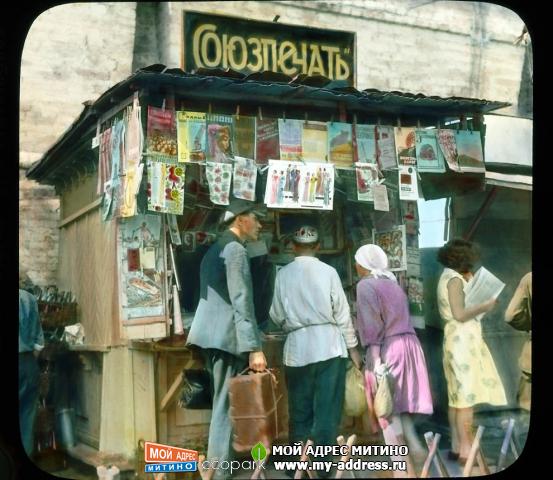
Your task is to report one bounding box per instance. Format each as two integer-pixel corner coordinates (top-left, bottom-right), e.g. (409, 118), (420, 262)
(182, 11), (356, 86)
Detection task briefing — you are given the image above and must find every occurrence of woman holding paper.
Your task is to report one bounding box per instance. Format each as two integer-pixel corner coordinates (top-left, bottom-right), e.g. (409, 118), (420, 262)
(437, 239), (507, 462)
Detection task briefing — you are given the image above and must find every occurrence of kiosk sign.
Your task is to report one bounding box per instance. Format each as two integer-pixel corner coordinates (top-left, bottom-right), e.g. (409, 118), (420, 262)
(183, 11), (356, 86)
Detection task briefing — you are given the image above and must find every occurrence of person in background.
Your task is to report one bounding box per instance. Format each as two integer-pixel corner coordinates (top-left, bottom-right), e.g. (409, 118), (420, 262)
(186, 199), (267, 480)
(354, 244), (433, 464)
(270, 225), (362, 478)
(19, 274), (44, 458)
(436, 239), (506, 463)
(505, 272), (532, 411)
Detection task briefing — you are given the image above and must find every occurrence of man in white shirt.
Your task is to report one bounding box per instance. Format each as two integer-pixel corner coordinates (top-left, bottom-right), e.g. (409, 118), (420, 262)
(270, 226), (361, 472)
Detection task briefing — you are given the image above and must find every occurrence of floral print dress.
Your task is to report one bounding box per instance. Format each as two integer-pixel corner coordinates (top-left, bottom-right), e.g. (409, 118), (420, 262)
(437, 268), (507, 408)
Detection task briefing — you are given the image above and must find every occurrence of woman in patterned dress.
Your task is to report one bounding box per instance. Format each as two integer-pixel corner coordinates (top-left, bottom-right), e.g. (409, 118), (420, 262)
(437, 239), (507, 462)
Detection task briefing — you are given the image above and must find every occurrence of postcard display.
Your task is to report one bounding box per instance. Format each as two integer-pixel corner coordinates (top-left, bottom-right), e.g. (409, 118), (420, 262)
(95, 93), (487, 329)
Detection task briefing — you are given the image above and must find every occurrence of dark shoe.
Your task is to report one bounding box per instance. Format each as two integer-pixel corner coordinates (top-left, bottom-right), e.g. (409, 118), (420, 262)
(447, 451), (460, 461)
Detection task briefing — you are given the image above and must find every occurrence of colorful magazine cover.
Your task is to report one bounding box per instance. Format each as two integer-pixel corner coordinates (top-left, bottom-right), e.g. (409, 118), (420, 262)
(437, 129), (460, 171)
(415, 129), (446, 173)
(394, 127), (417, 166)
(328, 122), (353, 167)
(146, 106), (178, 161)
(401, 200), (419, 239)
(233, 115), (256, 160)
(455, 130), (485, 173)
(278, 118), (303, 161)
(302, 121), (328, 162)
(354, 124), (378, 163)
(255, 118), (280, 165)
(206, 113), (234, 163)
(372, 225), (407, 271)
(146, 160), (186, 214)
(177, 111), (206, 163)
(264, 160), (334, 210)
(375, 125), (397, 170)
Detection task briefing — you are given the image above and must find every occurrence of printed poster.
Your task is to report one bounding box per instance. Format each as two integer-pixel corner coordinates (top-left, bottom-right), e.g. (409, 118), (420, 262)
(206, 162), (232, 205)
(399, 165), (419, 201)
(206, 113), (234, 163)
(376, 126), (397, 170)
(255, 118), (280, 165)
(302, 121), (328, 163)
(408, 277), (424, 316)
(328, 122), (353, 168)
(394, 127), (417, 166)
(354, 124), (378, 163)
(233, 156), (257, 201)
(355, 162), (379, 202)
(264, 160), (334, 210)
(455, 130), (485, 173)
(415, 129), (446, 173)
(119, 214), (164, 319)
(176, 111), (206, 163)
(373, 225), (407, 271)
(278, 119), (303, 161)
(372, 184), (390, 212)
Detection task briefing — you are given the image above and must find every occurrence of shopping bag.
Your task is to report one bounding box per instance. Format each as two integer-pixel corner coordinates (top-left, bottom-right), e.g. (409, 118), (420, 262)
(343, 363), (366, 417)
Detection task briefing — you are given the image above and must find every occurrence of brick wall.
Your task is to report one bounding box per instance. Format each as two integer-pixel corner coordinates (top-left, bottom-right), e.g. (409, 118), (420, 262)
(19, 1), (528, 285)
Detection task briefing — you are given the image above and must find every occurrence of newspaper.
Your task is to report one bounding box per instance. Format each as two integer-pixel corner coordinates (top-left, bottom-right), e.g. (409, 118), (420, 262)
(464, 267), (505, 321)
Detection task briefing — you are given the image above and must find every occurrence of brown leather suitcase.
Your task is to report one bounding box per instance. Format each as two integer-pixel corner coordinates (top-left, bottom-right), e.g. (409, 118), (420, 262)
(229, 369), (283, 452)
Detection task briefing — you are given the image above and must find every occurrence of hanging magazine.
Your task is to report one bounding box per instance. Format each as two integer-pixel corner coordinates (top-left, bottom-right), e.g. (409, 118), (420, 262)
(437, 129), (460, 172)
(394, 127), (417, 166)
(146, 161), (186, 214)
(177, 111), (207, 163)
(233, 115), (256, 160)
(415, 129), (446, 173)
(354, 124), (378, 163)
(328, 122), (353, 168)
(373, 225), (407, 271)
(264, 160), (334, 210)
(146, 106), (178, 161)
(455, 130), (486, 173)
(278, 118), (303, 161)
(302, 121), (328, 162)
(376, 126), (397, 170)
(355, 162), (379, 202)
(398, 165), (419, 201)
(206, 162), (232, 205)
(401, 200), (419, 241)
(233, 156), (257, 201)
(206, 113), (234, 163)
(255, 118), (279, 165)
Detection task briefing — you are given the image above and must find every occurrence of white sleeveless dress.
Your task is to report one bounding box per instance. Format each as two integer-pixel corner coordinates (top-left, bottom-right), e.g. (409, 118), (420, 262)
(437, 268), (507, 408)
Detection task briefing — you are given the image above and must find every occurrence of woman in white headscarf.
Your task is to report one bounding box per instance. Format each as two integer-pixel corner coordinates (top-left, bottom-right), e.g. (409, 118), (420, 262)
(354, 244), (433, 464)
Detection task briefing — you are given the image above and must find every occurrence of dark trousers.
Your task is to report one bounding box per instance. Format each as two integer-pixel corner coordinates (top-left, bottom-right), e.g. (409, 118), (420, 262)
(19, 352), (39, 458)
(285, 357), (346, 451)
(202, 349), (248, 480)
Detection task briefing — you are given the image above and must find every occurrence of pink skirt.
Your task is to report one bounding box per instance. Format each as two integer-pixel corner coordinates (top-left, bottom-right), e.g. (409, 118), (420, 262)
(369, 333), (434, 415)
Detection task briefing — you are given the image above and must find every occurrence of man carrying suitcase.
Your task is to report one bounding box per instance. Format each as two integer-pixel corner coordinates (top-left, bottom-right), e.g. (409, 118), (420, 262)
(269, 225), (362, 477)
(187, 199), (267, 479)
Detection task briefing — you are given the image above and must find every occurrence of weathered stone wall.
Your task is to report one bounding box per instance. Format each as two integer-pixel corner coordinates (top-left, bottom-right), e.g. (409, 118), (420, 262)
(19, 1), (529, 285)
(19, 2), (137, 285)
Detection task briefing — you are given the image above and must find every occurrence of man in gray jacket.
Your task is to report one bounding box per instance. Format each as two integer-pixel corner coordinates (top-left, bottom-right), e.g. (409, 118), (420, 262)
(187, 199), (267, 479)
